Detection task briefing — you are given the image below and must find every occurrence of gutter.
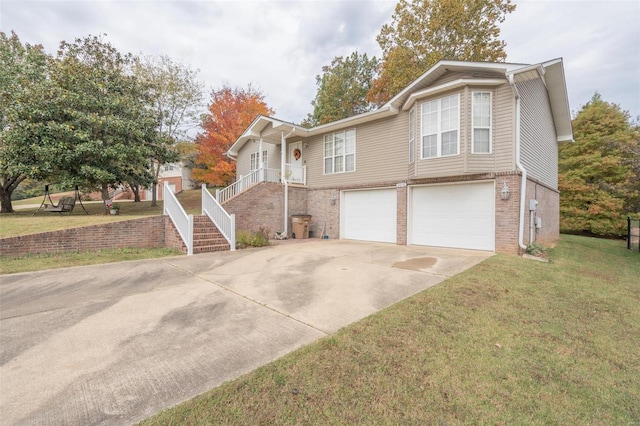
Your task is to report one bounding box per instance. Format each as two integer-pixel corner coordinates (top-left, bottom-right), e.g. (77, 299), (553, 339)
(508, 73), (528, 251)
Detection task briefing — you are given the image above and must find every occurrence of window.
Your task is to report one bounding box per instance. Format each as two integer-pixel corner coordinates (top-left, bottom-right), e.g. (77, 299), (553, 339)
(472, 92), (492, 153)
(409, 108), (415, 163)
(324, 129), (355, 174)
(250, 150), (268, 172)
(163, 163), (175, 171)
(420, 94), (459, 159)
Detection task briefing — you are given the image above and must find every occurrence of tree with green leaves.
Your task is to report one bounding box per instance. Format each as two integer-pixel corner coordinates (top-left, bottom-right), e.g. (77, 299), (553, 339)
(303, 52), (379, 127)
(0, 31), (52, 213)
(46, 35), (162, 202)
(368, 0), (516, 105)
(135, 55), (204, 205)
(559, 93), (640, 236)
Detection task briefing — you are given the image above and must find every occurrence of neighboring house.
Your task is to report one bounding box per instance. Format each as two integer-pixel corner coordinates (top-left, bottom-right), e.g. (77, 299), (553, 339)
(222, 58), (573, 254)
(139, 162), (195, 201)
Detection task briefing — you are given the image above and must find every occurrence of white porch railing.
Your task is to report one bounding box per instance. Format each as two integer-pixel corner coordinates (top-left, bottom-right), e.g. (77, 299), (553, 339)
(163, 182), (193, 255)
(202, 184), (236, 251)
(216, 165), (307, 204)
(285, 163), (306, 185)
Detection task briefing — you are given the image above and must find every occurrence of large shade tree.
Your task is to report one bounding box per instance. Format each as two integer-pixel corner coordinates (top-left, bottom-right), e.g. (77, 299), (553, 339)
(559, 93), (640, 237)
(193, 85), (274, 187)
(0, 32), (52, 213)
(135, 55), (203, 205)
(368, 0), (516, 105)
(303, 52), (379, 127)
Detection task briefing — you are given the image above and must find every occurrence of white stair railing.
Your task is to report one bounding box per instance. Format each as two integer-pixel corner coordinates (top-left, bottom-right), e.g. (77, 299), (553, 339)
(202, 184), (236, 251)
(163, 182), (193, 255)
(216, 168), (262, 204)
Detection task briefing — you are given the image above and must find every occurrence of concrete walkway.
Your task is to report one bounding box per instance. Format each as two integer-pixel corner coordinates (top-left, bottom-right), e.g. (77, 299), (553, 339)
(0, 240), (492, 425)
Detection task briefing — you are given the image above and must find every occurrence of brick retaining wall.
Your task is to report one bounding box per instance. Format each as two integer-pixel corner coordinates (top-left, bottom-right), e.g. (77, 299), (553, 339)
(0, 216), (186, 258)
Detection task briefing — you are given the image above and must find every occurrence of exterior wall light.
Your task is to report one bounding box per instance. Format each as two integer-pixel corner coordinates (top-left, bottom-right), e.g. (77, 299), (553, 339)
(501, 182), (511, 200)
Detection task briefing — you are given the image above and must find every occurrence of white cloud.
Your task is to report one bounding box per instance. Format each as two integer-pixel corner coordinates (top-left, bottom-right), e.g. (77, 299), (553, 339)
(1, 0), (638, 124)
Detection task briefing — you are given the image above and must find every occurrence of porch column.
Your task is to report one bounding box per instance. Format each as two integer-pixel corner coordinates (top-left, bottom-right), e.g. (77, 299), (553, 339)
(259, 137), (264, 181)
(281, 131), (288, 235)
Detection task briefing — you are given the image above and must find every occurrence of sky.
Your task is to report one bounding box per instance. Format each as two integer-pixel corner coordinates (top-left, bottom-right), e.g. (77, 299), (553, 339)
(1, 0), (639, 130)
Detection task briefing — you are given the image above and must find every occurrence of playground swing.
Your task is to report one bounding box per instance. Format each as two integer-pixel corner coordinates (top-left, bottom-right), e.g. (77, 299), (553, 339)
(32, 185), (89, 216)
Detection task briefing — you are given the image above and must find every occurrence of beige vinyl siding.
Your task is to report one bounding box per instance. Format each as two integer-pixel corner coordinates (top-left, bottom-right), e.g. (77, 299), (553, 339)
(517, 76), (558, 189)
(466, 83), (515, 173)
(415, 88), (466, 177)
(304, 114), (410, 188)
(236, 141), (280, 177)
(430, 70), (507, 87)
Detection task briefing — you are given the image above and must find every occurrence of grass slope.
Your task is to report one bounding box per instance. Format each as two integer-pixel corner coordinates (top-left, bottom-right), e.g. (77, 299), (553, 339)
(141, 235), (640, 425)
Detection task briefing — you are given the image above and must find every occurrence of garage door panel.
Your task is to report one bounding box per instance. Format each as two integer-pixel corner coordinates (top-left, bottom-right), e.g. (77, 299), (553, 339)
(410, 182), (495, 251)
(343, 189), (396, 243)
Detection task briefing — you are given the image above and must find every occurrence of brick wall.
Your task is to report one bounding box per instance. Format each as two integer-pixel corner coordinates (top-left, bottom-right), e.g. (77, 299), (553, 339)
(396, 185), (407, 245)
(495, 172), (522, 254)
(223, 182), (285, 237)
(306, 188), (340, 239)
(0, 216), (172, 258)
(525, 178), (560, 246)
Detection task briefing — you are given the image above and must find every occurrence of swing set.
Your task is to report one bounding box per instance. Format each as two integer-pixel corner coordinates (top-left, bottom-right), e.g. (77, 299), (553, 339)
(32, 185), (89, 216)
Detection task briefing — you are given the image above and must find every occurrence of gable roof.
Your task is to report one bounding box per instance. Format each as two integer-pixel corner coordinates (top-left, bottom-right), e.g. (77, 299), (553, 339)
(228, 58), (573, 157)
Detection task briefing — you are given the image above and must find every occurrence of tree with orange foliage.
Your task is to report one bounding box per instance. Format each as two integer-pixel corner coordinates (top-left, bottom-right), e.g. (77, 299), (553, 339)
(193, 84), (274, 186)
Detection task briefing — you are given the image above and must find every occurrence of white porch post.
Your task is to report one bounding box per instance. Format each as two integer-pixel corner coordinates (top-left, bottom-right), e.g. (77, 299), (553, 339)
(281, 131), (288, 236)
(259, 137), (265, 181)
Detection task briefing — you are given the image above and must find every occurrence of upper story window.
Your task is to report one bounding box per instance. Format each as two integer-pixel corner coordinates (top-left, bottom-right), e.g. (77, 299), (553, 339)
(250, 150), (267, 172)
(324, 129), (355, 174)
(472, 92), (492, 153)
(163, 163), (175, 172)
(409, 108), (415, 163)
(421, 94), (459, 159)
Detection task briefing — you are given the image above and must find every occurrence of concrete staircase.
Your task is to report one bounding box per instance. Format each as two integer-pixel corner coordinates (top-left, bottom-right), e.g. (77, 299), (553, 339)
(193, 215), (231, 254)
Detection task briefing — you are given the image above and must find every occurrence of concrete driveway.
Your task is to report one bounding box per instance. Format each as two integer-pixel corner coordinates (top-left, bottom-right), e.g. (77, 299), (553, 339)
(0, 240), (492, 425)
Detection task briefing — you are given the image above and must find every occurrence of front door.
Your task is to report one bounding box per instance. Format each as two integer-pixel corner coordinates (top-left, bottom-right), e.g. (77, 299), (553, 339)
(288, 141), (304, 183)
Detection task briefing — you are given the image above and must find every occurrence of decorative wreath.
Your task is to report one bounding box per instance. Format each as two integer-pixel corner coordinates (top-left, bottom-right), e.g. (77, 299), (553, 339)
(293, 148), (301, 160)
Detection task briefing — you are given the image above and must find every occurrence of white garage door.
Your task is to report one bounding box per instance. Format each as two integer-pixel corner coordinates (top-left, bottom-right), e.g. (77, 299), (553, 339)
(410, 182), (495, 251)
(342, 188), (397, 243)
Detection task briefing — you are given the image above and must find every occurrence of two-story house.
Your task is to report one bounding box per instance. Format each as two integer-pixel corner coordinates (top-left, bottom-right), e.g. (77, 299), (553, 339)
(220, 58), (573, 254)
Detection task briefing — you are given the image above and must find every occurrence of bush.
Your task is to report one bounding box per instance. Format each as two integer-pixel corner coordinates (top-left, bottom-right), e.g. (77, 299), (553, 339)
(236, 230), (269, 249)
(525, 241), (547, 256)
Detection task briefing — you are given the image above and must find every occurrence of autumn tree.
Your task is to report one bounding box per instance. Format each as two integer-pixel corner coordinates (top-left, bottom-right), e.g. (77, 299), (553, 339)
(368, 0), (516, 105)
(0, 32), (52, 213)
(558, 93), (640, 237)
(193, 85), (274, 186)
(303, 52), (379, 127)
(135, 55), (203, 205)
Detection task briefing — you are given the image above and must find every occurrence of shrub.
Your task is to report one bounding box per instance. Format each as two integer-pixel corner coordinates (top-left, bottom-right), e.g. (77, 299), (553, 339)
(236, 230), (269, 249)
(525, 241), (547, 256)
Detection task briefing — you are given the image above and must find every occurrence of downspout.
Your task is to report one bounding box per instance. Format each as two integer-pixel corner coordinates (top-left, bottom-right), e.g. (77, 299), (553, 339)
(281, 129), (296, 236)
(508, 73), (528, 251)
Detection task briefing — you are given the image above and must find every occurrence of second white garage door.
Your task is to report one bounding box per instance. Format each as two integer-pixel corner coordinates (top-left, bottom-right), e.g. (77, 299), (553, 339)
(410, 182), (495, 251)
(342, 188), (397, 243)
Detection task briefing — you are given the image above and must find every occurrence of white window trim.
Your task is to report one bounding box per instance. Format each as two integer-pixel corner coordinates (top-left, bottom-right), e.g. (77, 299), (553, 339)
(409, 107), (415, 164)
(472, 91), (492, 154)
(250, 150), (268, 172)
(323, 129), (356, 175)
(420, 94), (460, 159)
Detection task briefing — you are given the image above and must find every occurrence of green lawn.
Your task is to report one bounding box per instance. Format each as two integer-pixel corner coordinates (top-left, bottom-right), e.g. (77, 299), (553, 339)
(140, 235), (640, 425)
(0, 189), (211, 273)
(0, 189), (207, 239)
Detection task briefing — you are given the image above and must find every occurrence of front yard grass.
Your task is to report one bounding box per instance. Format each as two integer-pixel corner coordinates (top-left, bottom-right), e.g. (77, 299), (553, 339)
(0, 189), (208, 239)
(141, 235), (640, 425)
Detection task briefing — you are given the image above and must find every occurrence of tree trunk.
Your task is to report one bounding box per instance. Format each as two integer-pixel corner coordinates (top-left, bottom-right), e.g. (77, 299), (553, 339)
(150, 159), (159, 207)
(101, 182), (110, 214)
(0, 175), (26, 213)
(131, 183), (141, 202)
(0, 190), (14, 213)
